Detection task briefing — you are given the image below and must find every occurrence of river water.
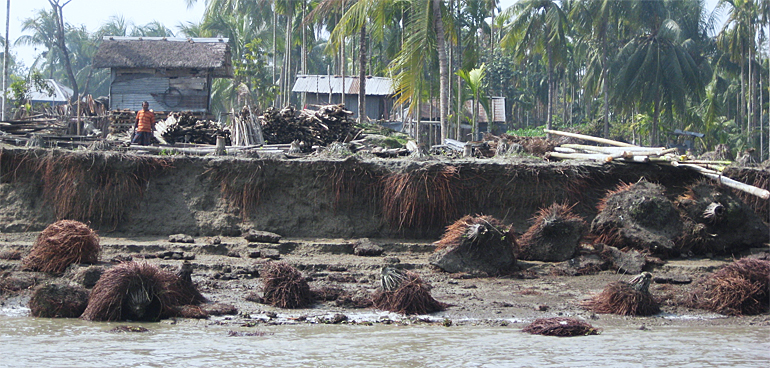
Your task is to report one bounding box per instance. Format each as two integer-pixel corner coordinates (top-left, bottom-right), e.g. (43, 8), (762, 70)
(1, 310), (768, 368)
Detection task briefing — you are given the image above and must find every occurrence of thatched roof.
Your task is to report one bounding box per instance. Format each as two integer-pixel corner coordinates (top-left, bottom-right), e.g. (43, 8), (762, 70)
(93, 37), (233, 78)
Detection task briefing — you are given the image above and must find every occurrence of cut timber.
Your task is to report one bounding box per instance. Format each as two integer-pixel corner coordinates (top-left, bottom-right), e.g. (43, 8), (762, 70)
(561, 144), (667, 154)
(673, 162), (770, 200)
(544, 129), (638, 147)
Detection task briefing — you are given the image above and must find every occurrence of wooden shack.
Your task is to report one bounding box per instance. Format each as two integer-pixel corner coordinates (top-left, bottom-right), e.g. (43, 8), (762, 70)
(93, 37), (233, 113)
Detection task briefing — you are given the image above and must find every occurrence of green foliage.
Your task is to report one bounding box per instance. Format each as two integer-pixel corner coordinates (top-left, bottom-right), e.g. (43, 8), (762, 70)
(507, 125), (546, 137)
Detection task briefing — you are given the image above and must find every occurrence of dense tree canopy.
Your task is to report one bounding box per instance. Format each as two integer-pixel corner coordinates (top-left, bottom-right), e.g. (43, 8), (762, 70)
(5, 0), (768, 159)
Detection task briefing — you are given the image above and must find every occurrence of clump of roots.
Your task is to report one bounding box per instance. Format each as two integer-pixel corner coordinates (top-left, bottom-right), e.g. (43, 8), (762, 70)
(582, 282), (660, 316)
(435, 215), (514, 250)
(261, 262), (313, 309)
(81, 262), (179, 322)
(382, 165), (460, 231)
(517, 203), (586, 261)
(522, 317), (601, 337)
(372, 271), (447, 315)
(686, 258), (769, 316)
(205, 161), (266, 219)
(22, 220), (100, 274)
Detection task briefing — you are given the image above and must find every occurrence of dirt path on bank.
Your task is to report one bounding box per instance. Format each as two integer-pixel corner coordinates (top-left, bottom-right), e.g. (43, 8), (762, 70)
(2, 233), (768, 328)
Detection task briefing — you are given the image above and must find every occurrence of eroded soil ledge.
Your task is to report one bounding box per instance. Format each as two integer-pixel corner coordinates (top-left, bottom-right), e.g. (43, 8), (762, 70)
(1, 147), (768, 327)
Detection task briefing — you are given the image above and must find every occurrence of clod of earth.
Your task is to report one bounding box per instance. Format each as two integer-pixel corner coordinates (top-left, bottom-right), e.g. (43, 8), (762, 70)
(676, 182), (769, 255)
(591, 181), (682, 257)
(29, 283), (90, 318)
(430, 215), (517, 275)
(518, 203), (586, 262)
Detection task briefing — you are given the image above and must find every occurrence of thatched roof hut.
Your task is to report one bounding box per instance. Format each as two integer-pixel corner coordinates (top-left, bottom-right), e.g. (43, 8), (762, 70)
(93, 37), (233, 113)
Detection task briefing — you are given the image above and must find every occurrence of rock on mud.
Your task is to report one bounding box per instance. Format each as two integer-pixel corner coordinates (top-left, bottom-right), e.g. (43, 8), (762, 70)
(244, 230), (282, 243)
(29, 283), (89, 318)
(353, 238), (384, 257)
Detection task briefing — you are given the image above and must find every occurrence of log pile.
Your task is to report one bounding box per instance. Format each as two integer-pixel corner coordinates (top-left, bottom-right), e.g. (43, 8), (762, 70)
(543, 129), (770, 200)
(230, 106), (264, 146)
(260, 104), (357, 146)
(157, 112), (231, 145)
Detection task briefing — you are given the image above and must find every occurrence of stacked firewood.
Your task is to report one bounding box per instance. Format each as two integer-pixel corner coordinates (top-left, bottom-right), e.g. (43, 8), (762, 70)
(230, 106), (264, 146)
(259, 104), (357, 146)
(157, 112), (231, 145)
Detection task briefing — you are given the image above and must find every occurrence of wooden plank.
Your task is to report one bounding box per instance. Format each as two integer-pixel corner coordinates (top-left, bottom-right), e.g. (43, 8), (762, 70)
(544, 129), (638, 147)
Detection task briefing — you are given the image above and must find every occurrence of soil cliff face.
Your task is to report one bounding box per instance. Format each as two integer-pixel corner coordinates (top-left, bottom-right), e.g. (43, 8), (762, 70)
(0, 146), (732, 239)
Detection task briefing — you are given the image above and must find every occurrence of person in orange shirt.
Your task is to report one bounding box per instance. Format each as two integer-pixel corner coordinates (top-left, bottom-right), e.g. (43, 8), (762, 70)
(131, 101), (156, 146)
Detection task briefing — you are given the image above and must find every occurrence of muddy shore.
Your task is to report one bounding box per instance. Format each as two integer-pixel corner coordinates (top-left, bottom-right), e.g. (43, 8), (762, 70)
(1, 146), (768, 327)
(1, 232), (768, 328)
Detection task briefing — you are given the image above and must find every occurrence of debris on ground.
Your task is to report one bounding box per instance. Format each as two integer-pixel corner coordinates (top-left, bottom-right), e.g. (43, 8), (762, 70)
(522, 317), (601, 337)
(582, 272), (660, 316)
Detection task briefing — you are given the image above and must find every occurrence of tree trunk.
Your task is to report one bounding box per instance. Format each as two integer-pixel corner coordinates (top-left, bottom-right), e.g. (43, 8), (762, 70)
(358, 23), (367, 123)
(652, 88), (660, 146)
(602, 39), (609, 139)
(49, 1), (77, 105)
(272, 6), (277, 107)
(545, 43), (554, 139)
(285, 8), (293, 106)
(434, 0), (449, 144)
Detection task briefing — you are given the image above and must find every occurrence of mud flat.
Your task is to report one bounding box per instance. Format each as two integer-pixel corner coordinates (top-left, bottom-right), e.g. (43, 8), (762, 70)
(0, 146), (768, 327)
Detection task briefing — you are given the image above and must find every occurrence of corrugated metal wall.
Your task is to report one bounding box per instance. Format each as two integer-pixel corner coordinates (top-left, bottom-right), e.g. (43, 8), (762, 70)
(109, 70), (210, 112)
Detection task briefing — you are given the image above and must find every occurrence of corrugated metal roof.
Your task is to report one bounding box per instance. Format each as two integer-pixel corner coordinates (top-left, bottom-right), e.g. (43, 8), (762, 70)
(292, 75), (393, 95)
(28, 79), (73, 103)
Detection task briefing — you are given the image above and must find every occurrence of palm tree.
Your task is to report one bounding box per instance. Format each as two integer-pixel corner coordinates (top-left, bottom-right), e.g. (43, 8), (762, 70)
(501, 0), (568, 137)
(571, 0), (631, 138)
(389, 0), (452, 143)
(718, 0), (758, 140)
(613, 1), (704, 146)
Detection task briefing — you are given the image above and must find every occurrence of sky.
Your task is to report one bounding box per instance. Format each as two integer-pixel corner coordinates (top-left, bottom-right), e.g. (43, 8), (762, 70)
(1, 0), (725, 71)
(1, 0), (207, 68)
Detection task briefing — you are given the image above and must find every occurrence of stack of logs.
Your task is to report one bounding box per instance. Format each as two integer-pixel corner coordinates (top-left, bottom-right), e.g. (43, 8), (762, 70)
(260, 104), (357, 146)
(159, 112), (231, 145)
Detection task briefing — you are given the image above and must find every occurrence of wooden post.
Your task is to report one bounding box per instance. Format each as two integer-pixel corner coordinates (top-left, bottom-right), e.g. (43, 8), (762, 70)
(215, 136), (226, 156)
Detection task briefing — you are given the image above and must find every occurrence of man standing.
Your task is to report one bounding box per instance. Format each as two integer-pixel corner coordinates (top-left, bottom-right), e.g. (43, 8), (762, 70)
(132, 101), (155, 146)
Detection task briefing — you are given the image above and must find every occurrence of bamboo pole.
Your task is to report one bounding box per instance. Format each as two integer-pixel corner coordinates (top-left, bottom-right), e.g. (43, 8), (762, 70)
(544, 129), (638, 147)
(673, 162), (770, 199)
(561, 144), (666, 153)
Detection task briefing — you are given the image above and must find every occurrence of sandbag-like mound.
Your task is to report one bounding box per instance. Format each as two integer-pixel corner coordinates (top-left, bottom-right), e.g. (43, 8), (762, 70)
(22, 220), (100, 273)
(591, 181), (682, 257)
(687, 258), (769, 316)
(676, 182), (769, 255)
(518, 203), (586, 262)
(29, 283), (89, 318)
(430, 215), (517, 275)
(81, 262), (179, 322)
(522, 317), (600, 337)
(261, 262), (313, 309)
(582, 273), (660, 316)
(372, 269), (446, 315)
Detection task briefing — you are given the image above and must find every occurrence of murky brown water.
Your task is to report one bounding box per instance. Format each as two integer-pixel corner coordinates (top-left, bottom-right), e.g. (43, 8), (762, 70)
(1, 314), (768, 368)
